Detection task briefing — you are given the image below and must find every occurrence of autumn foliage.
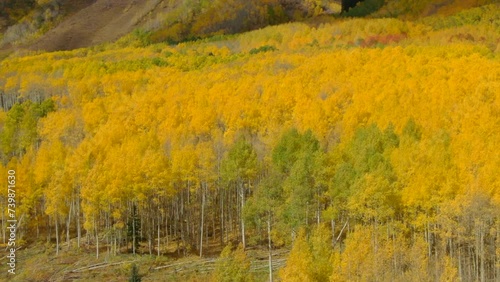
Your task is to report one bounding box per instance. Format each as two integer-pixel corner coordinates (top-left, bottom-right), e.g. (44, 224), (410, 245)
(0, 2), (499, 281)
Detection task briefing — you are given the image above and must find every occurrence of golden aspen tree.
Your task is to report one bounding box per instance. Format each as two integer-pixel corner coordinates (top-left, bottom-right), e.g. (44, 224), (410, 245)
(280, 229), (313, 281)
(0, 5), (498, 279)
(310, 224), (333, 281)
(35, 140), (68, 255)
(212, 242), (253, 282)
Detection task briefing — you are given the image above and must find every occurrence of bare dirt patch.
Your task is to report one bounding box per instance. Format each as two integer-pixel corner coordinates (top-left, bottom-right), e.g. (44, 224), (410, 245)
(28, 0), (163, 52)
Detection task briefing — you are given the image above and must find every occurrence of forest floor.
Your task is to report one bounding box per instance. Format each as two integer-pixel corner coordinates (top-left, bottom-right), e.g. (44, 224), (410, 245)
(0, 240), (288, 281)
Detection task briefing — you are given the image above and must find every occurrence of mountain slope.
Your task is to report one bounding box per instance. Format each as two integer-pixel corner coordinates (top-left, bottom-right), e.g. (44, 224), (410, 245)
(28, 0), (163, 51)
(4, 0), (335, 52)
(2, 0), (496, 53)
(0, 2), (498, 282)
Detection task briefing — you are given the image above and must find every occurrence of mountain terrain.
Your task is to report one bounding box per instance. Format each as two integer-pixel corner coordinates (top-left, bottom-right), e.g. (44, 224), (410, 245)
(0, 0), (499, 281)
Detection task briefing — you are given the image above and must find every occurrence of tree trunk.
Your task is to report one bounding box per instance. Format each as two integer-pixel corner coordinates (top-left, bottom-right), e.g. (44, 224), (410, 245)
(166, 210), (169, 251)
(458, 244), (462, 281)
(158, 214), (161, 257)
(77, 195), (81, 249)
(331, 219), (335, 247)
(268, 213), (273, 282)
(2, 200), (5, 244)
(496, 221), (500, 281)
(200, 182), (206, 257)
(316, 188), (320, 225)
(186, 183), (191, 255)
(132, 210), (136, 255)
(480, 223), (485, 282)
(55, 216), (59, 255)
(114, 228), (117, 256)
(240, 181), (246, 249)
(149, 217), (153, 256)
(180, 190), (186, 256)
(67, 199), (73, 250)
(220, 186), (224, 245)
(95, 217), (99, 259)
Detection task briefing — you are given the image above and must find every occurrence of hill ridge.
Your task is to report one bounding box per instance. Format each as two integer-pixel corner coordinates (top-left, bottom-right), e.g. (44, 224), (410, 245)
(28, 0), (164, 52)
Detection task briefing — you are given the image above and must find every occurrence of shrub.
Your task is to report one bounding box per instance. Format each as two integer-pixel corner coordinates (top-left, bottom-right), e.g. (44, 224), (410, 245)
(249, 45), (278, 54)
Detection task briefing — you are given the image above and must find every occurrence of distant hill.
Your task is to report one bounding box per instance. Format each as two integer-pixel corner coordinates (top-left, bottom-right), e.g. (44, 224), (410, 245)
(0, 0), (496, 53)
(28, 0), (164, 51)
(1, 0), (167, 52)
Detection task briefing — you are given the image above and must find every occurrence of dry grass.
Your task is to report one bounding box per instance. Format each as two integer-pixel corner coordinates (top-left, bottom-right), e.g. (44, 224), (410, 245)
(0, 239), (286, 281)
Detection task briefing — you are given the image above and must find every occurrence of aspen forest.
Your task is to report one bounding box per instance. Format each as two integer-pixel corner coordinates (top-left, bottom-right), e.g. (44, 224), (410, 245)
(0, 0), (499, 281)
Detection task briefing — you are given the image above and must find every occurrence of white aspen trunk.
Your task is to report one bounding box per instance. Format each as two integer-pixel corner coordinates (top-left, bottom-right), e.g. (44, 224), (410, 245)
(158, 215), (161, 257)
(316, 190), (320, 225)
(200, 182), (206, 257)
(220, 186), (224, 245)
(95, 218), (99, 259)
(331, 220), (335, 247)
(458, 244), (462, 281)
(114, 229), (117, 256)
(55, 216), (59, 256)
(186, 183), (190, 255)
(106, 211), (110, 257)
(240, 181), (246, 249)
(165, 212), (169, 250)
(36, 207), (40, 239)
(67, 199), (73, 250)
(149, 217), (152, 256)
(132, 212), (136, 255)
(426, 220), (432, 268)
(476, 227), (480, 282)
(77, 195), (81, 249)
(181, 191), (186, 255)
(496, 223), (500, 281)
(496, 223), (499, 281)
(228, 187), (232, 241)
(268, 214), (273, 282)
(2, 201), (5, 244)
(334, 220), (348, 247)
(480, 223), (485, 282)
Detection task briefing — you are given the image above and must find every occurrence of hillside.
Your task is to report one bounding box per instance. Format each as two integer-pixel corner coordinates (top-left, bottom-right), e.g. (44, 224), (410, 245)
(1, 0), (314, 52)
(28, 0), (166, 52)
(1, 0), (496, 52)
(0, 1), (499, 281)
(1, 0), (172, 52)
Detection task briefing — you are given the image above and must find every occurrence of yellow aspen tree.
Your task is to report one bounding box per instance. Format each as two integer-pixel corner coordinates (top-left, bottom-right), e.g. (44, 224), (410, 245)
(212, 242), (253, 282)
(279, 229), (313, 281)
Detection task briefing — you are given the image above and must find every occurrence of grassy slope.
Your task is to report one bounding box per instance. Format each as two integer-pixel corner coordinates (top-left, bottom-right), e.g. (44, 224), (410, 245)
(1, 241), (287, 281)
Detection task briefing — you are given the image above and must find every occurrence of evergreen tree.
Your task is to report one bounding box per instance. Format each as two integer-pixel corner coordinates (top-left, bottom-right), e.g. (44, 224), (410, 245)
(341, 0), (363, 13)
(129, 263), (141, 282)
